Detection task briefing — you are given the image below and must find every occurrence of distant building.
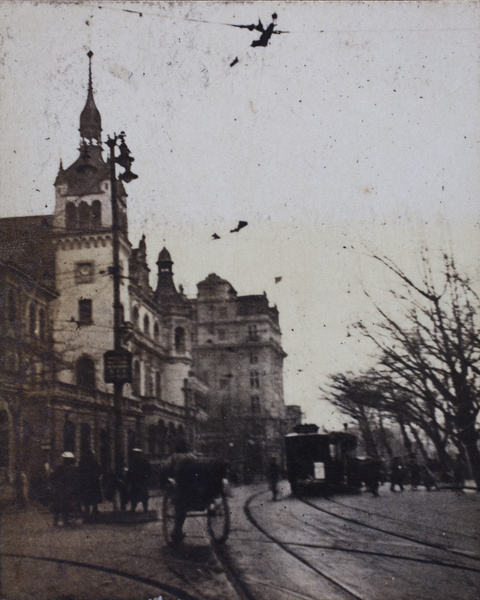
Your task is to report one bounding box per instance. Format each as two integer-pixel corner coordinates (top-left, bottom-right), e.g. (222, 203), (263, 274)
(192, 273), (286, 482)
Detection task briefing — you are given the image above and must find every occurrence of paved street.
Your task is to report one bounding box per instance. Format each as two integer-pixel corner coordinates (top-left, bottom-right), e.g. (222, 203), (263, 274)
(1, 482), (479, 600)
(0, 492), (240, 600)
(227, 481), (480, 600)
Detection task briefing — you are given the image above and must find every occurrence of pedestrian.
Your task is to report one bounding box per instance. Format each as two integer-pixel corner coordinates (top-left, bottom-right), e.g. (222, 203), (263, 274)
(390, 456), (404, 492)
(77, 449), (102, 517)
(165, 439), (198, 543)
(266, 456), (280, 501)
(50, 451), (79, 526)
(408, 454), (421, 490)
(117, 467), (130, 511)
(128, 448), (151, 513)
(363, 457), (381, 497)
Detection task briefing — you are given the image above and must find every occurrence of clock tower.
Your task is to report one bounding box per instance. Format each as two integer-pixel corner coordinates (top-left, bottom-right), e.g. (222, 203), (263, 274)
(51, 53), (133, 458)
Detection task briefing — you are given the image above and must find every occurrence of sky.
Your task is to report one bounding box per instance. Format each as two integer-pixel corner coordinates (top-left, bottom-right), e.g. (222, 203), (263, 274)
(1, 1), (480, 427)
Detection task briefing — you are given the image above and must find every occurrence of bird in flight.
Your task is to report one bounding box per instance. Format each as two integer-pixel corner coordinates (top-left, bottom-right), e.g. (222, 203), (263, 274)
(230, 221), (248, 233)
(212, 233), (221, 240)
(229, 13), (289, 47)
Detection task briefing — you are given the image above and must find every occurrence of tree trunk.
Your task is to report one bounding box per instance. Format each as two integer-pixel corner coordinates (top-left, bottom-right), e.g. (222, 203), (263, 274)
(378, 413), (393, 458)
(398, 418), (412, 454)
(408, 424), (430, 464)
(358, 407), (378, 457)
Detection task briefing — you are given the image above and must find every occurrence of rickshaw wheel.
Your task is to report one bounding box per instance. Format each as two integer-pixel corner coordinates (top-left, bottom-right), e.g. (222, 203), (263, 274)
(207, 491), (230, 544)
(162, 487), (178, 546)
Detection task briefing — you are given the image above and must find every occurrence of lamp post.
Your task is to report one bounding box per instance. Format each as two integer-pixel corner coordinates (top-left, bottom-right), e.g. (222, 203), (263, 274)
(104, 132), (137, 474)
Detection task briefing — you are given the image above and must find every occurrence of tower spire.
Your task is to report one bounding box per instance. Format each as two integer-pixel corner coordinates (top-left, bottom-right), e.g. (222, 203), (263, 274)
(88, 50), (93, 93)
(79, 50), (102, 145)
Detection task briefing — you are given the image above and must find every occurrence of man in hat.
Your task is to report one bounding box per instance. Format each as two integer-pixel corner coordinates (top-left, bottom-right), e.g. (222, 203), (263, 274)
(128, 448), (151, 513)
(50, 452), (79, 526)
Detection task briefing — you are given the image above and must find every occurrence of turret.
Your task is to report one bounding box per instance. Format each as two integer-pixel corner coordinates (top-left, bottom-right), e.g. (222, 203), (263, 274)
(155, 247), (179, 301)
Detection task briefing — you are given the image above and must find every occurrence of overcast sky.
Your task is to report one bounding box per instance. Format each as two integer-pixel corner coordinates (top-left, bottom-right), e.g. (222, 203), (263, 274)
(1, 1), (479, 427)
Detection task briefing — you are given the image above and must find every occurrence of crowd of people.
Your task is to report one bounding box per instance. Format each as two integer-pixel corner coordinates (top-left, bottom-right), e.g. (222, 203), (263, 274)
(47, 448), (151, 526)
(354, 452), (469, 497)
(32, 444), (472, 527)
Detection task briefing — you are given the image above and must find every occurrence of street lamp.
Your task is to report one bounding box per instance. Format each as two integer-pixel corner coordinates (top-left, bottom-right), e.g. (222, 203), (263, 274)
(104, 132), (137, 474)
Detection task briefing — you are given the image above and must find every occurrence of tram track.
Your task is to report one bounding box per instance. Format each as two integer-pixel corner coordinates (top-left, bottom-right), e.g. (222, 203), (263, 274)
(326, 495), (480, 544)
(237, 489), (480, 600)
(2, 552), (204, 600)
(243, 491), (367, 600)
(300, 495), (480, 565)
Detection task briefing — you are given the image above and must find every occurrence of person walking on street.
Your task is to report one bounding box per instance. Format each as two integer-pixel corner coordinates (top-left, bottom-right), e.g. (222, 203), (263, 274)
(77, 449), (102, 517)
(408, 454), (421, 491)
(363, 458), (381, 497)
(50, 451), (79, 526)
(266, 456), (280, 501)
(128, 448), (151, 513)
(390, 456), (405, 492)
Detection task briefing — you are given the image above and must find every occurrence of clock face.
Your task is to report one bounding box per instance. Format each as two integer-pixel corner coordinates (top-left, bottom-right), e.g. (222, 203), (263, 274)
(76, 262), (94, 283)
(79, 264), (92, 276)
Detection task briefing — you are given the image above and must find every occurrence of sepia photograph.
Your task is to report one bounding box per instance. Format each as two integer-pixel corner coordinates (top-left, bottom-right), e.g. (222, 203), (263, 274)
(0, 1), (480, 598)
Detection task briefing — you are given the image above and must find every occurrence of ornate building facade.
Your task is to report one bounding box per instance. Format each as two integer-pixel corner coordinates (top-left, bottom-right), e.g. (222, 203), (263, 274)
(192, 274), (286, 482)
(0, 54), (287, 500)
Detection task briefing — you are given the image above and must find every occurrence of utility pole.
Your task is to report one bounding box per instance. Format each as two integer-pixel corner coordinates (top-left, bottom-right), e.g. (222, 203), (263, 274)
(104, 133), (137, 474)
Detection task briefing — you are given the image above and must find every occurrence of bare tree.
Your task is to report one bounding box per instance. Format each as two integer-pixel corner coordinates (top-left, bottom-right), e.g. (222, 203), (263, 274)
(352, 251), (480, 488)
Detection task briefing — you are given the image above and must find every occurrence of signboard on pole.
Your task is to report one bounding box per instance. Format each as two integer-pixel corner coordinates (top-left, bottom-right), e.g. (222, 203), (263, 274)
(104, 349), (133, 384)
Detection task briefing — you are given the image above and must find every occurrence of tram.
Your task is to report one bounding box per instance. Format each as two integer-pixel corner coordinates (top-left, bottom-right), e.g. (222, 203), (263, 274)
(285, 424), (360, 495)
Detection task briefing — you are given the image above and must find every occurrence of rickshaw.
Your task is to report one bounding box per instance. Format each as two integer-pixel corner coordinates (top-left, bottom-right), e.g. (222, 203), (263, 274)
(162, 456), (230, 545)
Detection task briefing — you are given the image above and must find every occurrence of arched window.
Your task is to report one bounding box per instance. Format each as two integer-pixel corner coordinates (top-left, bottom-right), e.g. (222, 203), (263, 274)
(38, 309), (46, 341)
(65, 202), (78, 229)
(91, 200), (101, 228)
(177, 424), (184, 441)
(80, 423), (91, 458)
(143, 314), (150, 336)
(64, 420), (75, 453)
(78, 201), (91, 229)
(158, 420), (166, 455)
(154, 322), (160, 343)
(0, 410), (10, 469)
(132, 306), (139, 328)
(145, 363), (153, 397)
(175, 327), (186, 352)
(166, 422), (176, 453)
(155, 371), (161, 400)
(132, 360), (141, 395)
(76, 355), (95, 389)
(29, 303), (36, 336)
(147, 424), (157, 456)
